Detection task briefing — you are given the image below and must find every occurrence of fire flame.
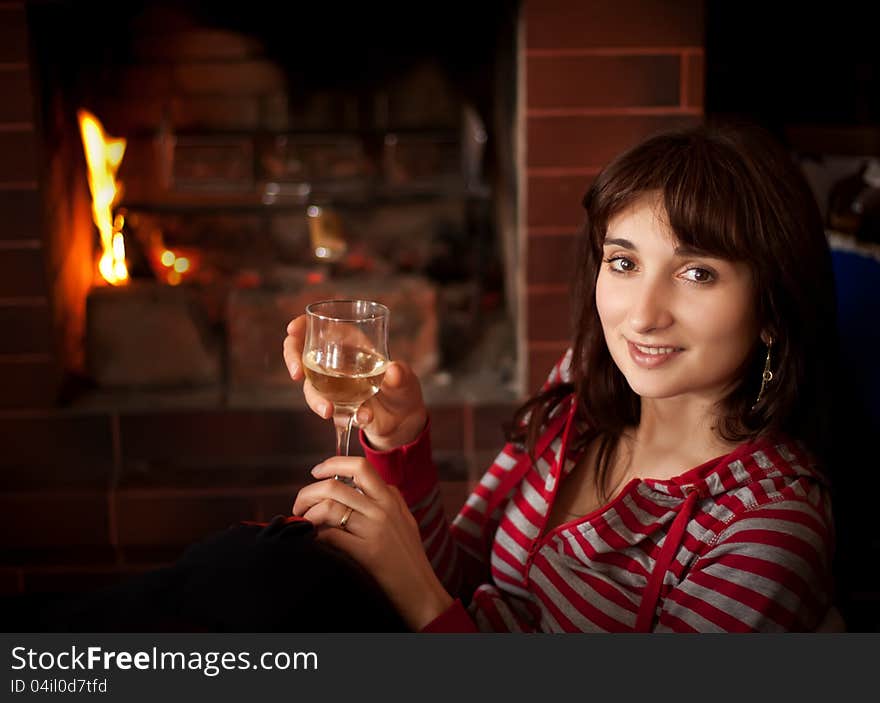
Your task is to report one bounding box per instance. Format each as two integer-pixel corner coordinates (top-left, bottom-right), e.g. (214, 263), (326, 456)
(77, 109), (128, 286)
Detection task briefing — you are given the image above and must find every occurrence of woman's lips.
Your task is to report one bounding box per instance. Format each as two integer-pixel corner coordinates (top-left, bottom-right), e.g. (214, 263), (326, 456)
(627, 341), (684, 369)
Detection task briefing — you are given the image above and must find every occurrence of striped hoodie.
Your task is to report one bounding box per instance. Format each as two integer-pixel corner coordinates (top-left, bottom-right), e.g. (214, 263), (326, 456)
(362, 352), (835, 632)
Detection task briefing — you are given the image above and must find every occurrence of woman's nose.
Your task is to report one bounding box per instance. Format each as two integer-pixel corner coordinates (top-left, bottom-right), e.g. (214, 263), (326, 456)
(627, 277), (674, 333)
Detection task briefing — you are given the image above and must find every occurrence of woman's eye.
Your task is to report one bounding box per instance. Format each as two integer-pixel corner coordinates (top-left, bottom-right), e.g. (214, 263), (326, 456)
(604, 256), (635, 273)
(681, 267), (715, 283)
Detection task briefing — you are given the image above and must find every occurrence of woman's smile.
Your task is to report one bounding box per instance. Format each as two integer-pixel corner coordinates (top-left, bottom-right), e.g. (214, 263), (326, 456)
(627, 341), (685, 369)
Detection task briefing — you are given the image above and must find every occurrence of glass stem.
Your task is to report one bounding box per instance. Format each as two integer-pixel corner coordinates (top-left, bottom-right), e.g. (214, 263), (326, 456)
(334, 409), (355, 456)
(333, 410), (356, 483)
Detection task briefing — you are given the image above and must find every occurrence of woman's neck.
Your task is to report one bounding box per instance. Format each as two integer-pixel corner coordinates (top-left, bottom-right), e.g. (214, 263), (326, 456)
(630, 396), (740, 472)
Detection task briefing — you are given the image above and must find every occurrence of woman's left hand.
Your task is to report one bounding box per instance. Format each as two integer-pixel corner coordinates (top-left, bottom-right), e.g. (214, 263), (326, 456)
(291, 456), (453, 631)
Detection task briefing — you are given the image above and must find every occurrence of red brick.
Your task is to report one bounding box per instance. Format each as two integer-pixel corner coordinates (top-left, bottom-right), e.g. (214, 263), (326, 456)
(528, 343), (571, 393)
(119, 409), (333, 469)
(472, 450), (505, 478)
(525, 0), (704, 49)
(472, 403), (520, 450)
(527, 114), (701, 169)
(0, 491), (110, 550)
(0, 247), (46, 297)
(173, 60), (285, 95)
(387, 64), (461, 129)
(0, 188), (41, 240)
(170, 95), (261, 130)
(97, 97), (166, 133)
(428, 405), (466, 451)
(433, 453), (469, 482)
(527, 174), (593, 228)
(0, 67), (33, 122)
(115, 492), (256, 547)
(0, 303), (50, 354)
(120, 461), (321, 491)
(527, 55), (680, 109)
(0, 569), (21, 595)
(0, 129), (37, 181)
(438, 481), (470, 521)
(113, 136), (160, 185)
(0, 413), (114, 488)
(527, 289), (572, 343)
(254, 486), (308, 523)
(0, 6), (28, 62)
(685, 53), (705, 108)
(527, 233), (579, 287)
(0, 360), (57, 409)
(132, 29), (263, 62)
(118, 65), (174, 98)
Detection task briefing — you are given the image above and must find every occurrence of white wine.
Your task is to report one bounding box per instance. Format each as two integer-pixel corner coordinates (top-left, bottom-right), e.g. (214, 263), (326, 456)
(303, 346), (388, 410)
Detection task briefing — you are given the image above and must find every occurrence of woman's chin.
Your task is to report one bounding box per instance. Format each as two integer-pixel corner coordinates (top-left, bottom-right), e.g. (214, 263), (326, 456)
(620, 374), (687, 401)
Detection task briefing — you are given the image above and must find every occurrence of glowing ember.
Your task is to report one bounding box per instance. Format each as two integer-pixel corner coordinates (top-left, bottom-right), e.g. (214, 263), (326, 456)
(77, 109), (128, 286)
(145, 230), (199, 286)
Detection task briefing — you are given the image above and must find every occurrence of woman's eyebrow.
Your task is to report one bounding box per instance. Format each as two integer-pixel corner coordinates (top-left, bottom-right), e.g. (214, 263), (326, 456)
(673, 244), (721, 259)
(603, 238), (720, 259)
(603, 237), (635, 249)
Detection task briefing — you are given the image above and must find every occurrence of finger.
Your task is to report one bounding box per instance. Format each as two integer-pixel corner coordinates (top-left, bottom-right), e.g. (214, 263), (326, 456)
(286, 315), (306, 336)
(283, 316), (307, 380)
(379, 361), (414, 400)
(355, 362), (419, 429)
(302, 498), (361, 533)
(311, 456), (388, 502)
(300, 498), (337, 526)
(303, 379), (333, 419)
(355, 395), (397, 435)
(282, 335), (302, 381)
(292, 476), (379, 518)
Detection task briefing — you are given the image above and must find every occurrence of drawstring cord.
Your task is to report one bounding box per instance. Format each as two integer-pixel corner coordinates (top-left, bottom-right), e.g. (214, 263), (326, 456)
(635, 486), (705, 632)
(482, 397), (576, 541)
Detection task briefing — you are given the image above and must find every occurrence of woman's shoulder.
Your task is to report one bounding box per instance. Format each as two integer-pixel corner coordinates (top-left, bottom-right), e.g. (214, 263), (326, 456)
(710, 433), (833, 525)
(539, 348), (574, 392)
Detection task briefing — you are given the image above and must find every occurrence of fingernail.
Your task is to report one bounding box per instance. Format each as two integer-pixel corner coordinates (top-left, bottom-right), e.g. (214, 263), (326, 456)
(319, 403), (330, 418)
(357, 409), (368, 424)
(290, 362), (299, 377)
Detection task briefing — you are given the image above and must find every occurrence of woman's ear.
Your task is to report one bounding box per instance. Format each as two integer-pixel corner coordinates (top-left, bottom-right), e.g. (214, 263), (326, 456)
(760, 330), (774, 346)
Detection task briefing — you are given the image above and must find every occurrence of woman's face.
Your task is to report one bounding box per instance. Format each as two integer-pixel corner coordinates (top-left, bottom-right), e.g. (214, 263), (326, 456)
(595, 194), (760, 406)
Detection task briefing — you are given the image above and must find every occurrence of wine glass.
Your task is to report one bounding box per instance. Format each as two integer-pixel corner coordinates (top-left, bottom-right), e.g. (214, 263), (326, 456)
(303, 300), (390, 468)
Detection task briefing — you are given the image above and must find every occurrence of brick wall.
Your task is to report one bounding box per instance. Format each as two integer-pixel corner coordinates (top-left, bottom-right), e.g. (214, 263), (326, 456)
(0, 400), (515, 596)
(522, 0), (704, 390)
(0, 2), (57, 410)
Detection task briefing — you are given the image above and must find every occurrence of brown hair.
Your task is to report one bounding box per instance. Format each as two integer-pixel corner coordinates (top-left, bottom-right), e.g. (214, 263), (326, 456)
(508, 123), (838, 496)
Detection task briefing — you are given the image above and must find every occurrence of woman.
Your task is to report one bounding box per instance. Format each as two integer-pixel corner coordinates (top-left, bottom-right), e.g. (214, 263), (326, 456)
(283, 124), (838, 632)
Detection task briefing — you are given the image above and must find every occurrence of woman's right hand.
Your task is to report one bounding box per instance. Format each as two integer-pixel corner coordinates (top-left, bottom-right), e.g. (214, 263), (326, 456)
(282, 315), (428, 452)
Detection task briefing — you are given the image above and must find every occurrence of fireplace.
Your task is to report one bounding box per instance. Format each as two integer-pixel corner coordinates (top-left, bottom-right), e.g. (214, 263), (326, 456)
(24, 1), (521, 410)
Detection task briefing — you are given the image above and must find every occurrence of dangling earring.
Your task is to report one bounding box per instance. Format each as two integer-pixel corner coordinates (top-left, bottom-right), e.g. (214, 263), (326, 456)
(752, 339), (774, 410)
